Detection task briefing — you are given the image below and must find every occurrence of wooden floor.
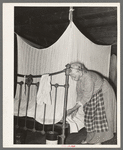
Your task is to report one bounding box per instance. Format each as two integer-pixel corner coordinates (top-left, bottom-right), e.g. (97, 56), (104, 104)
(14, 116), (117, 145)
(14, 129), (117, 145)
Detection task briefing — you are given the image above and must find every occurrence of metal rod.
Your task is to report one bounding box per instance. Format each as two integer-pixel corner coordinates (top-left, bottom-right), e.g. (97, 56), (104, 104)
(16, 81), (23, 128)
(33, 82), (39, 132)
(24, 85), (31, 130)
(51, 84), (64, 87)
(17, 69), (65, 78)
(41, 103), (46, 134)
(52, 85), (58, 132)
(61, 64), (70, 144)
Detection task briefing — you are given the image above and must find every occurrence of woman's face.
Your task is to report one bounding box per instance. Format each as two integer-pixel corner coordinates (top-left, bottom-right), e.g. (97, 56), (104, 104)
(69, 68), (82, 81)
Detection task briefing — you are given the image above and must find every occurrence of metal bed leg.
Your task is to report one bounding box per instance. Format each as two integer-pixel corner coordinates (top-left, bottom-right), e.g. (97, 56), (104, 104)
(41, 103), (46, 134)
(33, 82), (39, 132)
(52, 84), (58, 132)
(61, 64), (70, 144)
(24, 75), (33, 130)
(16, 81), (23, 129)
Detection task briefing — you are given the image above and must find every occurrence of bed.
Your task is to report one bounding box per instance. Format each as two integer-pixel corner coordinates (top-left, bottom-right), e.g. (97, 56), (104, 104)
(14, 64), (71, 144)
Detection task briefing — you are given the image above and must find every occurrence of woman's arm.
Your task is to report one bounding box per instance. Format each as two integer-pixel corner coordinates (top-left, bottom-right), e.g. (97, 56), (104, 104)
(77, 74), (94, 106)
(67, 102), (81, 116)
(67, 73), (95, 117)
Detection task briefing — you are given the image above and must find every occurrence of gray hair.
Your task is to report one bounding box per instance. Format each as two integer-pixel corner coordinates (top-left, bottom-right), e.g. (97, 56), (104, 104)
(70, 62), (87, 72)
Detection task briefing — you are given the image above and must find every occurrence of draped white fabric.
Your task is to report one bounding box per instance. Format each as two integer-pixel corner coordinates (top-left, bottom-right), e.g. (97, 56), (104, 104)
(14, 22), (111, 125)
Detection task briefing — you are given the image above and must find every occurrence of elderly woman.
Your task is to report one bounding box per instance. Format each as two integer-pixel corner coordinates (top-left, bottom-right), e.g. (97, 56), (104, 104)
(67, 62), (116, 144)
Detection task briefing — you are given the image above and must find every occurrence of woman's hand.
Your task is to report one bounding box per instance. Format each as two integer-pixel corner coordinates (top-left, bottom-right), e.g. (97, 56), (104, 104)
(67, 109), (73, 116)
(71, 109), (78, 119)
(67, 108), (79, 118)
(67, 103), (81, 118)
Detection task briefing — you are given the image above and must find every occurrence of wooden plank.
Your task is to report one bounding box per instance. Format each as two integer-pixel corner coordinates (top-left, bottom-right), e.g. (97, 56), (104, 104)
(15, 7), (117, 26)
(75, 15), (117, 28)
(75, 7), (117, 17)
(86, 25), (117, 38)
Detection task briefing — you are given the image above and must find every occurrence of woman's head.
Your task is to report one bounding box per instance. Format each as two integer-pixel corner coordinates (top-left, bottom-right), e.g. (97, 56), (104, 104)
(69, 62), (87, 81)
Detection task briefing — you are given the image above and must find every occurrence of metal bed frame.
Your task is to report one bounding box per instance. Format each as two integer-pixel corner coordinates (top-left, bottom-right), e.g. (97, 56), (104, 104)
(14, 64), (71, 144)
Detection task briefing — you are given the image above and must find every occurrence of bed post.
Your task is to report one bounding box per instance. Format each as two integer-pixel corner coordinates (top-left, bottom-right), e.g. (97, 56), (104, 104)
(16, 81), (23, 129)
(61, 64), (70, 144)
(24, 75), (33, 130)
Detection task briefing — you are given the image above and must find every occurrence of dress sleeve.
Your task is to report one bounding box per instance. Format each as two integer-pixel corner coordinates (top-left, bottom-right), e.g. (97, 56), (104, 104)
(76, 74), (94, 106)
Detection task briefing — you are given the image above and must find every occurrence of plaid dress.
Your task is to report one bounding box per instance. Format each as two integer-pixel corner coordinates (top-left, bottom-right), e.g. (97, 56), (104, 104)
(83, 89), (109, 133)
